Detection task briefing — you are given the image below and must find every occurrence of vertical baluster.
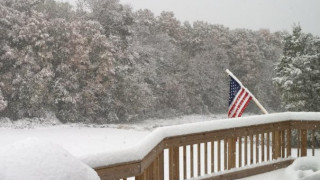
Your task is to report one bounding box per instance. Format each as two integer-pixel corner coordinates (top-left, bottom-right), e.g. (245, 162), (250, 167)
(267, 132), (270, 160)
(183, 146), (187, 179)
(218, 140), (221, 172)
(152, 157), (157, 180)
(204, 142), (208, 174)
(286, 129), (291, 158)
(250, 135), (253, 164)
(224, 139), (228, 170)
(272, 131), (275, 159)
(197, 143), (201, 176)
(159, 151), (164, 180)
(301, 129), (307, 156)
(244, 136), (247, 166)
(190, 145), (194, 178)
(261, 133), (265, 162)
(256, 134), (259, 164)
(135, 174), (143, 180)
(153, 160), (158, 180)
(272, 131), (280, 159)
(228, 138), (236, 169)
(297, 129), (300, 157)
(238, 136), (242, 167)
(279, 131), (282, 158)
(144, 171), (147, 180)
(175, 146), (179, 179)
(169, 146), (179, 180)
(281, 130), (285, 158)
(144, 167), (148, 180)
(211, 141), (215, 173)
(277, 130), (281, 159)
(148, 162), (153, 180)
(312, 130), (315, 156)
(147, 166), (151, 180)
(143, 173), (146, 180)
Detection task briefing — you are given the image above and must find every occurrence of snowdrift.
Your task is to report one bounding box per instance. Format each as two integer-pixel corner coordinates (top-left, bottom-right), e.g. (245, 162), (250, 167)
(0, 138), (100, 180)
(285, 157), (320, 180)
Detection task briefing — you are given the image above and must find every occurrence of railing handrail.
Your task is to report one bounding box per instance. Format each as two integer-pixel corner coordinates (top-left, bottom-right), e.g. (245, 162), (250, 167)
(82, 112), (320, 169)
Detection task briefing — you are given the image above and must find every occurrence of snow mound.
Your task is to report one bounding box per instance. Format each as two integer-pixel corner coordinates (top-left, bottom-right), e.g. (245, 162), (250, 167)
(285, 157), (320, 180)
(0, 138), (100, 180)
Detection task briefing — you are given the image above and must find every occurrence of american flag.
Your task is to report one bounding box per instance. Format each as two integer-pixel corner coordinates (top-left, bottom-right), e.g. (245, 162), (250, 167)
(228, 76), (252, 118)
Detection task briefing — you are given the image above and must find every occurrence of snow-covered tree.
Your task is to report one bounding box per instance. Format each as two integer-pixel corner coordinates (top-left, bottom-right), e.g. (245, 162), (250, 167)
(273, 25), (320, 111)
(83, 0), (134, 48)
(35, 0), (74, 20)
(157, 11), (182, 43)
(0, 88), (7, 112)
(0, 0), (288, 123)
(0, 0), (117, 122)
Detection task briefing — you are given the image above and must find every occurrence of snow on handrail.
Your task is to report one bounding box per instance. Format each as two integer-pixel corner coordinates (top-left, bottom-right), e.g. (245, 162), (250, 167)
(81, 112), (320, 168)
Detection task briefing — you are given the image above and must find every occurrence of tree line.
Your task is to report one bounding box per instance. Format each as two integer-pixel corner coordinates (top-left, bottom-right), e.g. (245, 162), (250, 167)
(0, 0), (287, 123)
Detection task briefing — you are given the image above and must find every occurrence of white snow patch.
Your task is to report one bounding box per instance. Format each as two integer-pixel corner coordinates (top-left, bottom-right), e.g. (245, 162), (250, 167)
(237, 168), (286, 180)
(0, 127), (149, 158)
(193, 158), (295, 180)
(284, 157), (320, 180)
(0, 138), (100, 180)
(239, 157), (320, 180)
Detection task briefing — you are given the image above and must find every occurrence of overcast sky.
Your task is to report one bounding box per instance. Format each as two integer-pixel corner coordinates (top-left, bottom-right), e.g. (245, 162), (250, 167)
(63, 0), (320, 35)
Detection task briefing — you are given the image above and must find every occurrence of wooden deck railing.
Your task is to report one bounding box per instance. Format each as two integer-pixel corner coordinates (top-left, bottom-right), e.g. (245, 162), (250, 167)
(91, 113), (320, 180)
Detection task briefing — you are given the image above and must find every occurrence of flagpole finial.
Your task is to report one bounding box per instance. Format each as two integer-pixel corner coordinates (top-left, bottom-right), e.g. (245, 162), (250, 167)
(226, 69), (231, 74)
(225, 69), (243, 87)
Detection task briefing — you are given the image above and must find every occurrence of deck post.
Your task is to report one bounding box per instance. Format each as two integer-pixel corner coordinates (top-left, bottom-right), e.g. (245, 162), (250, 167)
(286, 129), (291, 157)
(159, 151), (164, 180)
(272, 131), (280, 159)
(301, 129), (307, 156)
(169, 146), (179, 180)
(228, 138), (236, 169)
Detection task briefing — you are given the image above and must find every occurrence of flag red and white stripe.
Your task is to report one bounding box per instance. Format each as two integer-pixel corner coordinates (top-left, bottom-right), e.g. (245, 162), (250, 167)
(226, 69), (268, 117)
(228, 87), (252, 118)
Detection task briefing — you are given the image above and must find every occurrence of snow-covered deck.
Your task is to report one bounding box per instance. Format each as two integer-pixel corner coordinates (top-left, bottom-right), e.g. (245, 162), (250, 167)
(84, 112), (320, 168)
(90, 112), (320, 180)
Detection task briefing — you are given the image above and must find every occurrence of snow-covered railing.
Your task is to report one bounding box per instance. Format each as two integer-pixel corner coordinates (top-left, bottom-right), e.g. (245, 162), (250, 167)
(86, 112), (320, 180)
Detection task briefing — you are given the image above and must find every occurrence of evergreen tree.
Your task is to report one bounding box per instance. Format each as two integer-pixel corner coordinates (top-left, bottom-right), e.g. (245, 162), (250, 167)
(273, 25), (320, 111)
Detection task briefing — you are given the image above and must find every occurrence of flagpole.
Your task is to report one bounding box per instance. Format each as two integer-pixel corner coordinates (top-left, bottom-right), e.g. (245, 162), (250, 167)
(226, 69), (269, 114)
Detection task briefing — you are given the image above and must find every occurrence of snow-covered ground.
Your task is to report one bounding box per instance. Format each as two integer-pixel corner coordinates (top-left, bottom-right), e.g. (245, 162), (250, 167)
(0, 114), (226, 180)
(0, 114), (226, 157)
(0, 126), (149, 157)
(239, 168), (286, 180)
